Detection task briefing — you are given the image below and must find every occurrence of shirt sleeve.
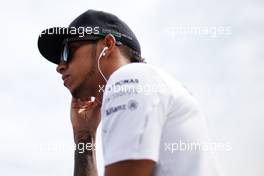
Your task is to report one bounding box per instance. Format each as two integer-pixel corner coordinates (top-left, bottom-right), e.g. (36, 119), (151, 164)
(101, 69), (166, 166)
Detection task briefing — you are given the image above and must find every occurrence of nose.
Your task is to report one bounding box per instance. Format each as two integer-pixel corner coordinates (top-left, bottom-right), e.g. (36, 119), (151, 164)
(56, 62), (67, 74)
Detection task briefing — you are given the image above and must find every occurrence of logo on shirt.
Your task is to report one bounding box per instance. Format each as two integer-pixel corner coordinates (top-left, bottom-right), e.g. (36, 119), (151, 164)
(114, 78), (139, 86)
(127, 99), (138, 111)
(107, 78), (139, 91)
(106, 104), (126, 116)
(105, 89), (139, 103)
(105, 99), (139, 116)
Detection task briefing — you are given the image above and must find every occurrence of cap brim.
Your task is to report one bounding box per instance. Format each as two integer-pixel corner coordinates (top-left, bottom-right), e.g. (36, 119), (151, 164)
(38, 27), (102, 64)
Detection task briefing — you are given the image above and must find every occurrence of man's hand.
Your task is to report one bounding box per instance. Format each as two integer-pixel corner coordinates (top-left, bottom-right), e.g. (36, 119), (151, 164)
(70, 97), (101, 176)
(70, 97), (101, 140)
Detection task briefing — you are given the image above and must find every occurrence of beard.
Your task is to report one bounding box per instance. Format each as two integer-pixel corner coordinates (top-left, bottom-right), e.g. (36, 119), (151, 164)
(71, 43), (98, 99)
(71, 66), (96, 98)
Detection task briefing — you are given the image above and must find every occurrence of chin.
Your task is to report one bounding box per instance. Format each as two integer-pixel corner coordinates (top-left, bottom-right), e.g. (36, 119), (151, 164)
(70, 79), (96, 98)
(70, 88), (80, 98)
(70, 85), (88, 98)
(67, 83), (78, 98)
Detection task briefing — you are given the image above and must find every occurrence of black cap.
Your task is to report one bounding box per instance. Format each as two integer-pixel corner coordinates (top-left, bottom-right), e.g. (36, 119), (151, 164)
(38, 10), (141, 64)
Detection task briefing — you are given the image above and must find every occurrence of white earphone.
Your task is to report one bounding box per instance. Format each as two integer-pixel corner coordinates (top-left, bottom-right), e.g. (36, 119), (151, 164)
(102, 47), (107, 56)
(97, 35), (116, 83)
(97, 46), (108, 82)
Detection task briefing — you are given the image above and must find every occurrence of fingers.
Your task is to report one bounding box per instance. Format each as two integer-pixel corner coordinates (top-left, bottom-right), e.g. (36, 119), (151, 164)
(72, 97), (92, 103)
(71, 97), (97, 110)
(77, 101), (97, 114)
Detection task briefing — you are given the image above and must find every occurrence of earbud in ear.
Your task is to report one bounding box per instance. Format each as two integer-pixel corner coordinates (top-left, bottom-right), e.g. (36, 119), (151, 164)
(98, 46), (110, 82)
(102, 47), (108, 57)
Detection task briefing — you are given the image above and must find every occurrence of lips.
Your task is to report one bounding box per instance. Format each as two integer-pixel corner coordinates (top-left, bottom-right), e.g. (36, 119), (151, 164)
(62, 74), (70, 81)
(62, 75), (71, 85)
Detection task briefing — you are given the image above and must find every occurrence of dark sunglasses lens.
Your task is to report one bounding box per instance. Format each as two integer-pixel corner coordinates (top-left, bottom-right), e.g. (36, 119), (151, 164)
(61, 43), (69, 63)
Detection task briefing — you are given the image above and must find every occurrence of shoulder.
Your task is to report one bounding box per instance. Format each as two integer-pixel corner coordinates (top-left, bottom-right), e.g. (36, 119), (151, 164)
(102, 63), (162, 107)
(104, 63), (168, 95)
(106, 63), (173, 90)
(108, 63), (157, 82)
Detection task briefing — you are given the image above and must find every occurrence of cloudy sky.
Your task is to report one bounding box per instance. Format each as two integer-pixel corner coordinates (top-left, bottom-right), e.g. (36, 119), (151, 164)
(1, 0), (263, 175)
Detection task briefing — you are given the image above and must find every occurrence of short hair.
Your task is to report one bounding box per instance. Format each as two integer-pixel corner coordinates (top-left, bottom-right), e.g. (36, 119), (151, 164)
(119, 44), (146, 63)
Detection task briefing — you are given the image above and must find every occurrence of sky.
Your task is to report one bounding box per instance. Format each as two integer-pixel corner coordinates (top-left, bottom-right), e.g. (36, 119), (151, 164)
(0, 0), (263, 175)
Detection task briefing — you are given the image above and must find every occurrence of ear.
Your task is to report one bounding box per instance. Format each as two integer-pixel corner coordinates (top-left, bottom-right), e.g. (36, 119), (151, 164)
(103, 34), (116, 57)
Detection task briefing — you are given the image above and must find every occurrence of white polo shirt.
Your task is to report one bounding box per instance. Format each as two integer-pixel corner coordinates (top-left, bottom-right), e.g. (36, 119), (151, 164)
(101, 63), (221, 176)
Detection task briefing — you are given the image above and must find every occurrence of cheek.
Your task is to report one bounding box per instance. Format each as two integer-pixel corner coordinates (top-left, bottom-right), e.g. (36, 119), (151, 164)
(72, 64), (87, 83)
(68, 44), (96, 87)
(70, 57), (93, 83)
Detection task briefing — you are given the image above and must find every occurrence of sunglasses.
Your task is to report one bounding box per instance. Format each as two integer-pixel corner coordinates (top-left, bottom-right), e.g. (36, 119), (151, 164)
(60, 37), (97, 64)
(60, 36), (122, 64)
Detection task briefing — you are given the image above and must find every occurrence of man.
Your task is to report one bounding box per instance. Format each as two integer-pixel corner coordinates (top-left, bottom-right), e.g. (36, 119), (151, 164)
(38, 10), (220, 176)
